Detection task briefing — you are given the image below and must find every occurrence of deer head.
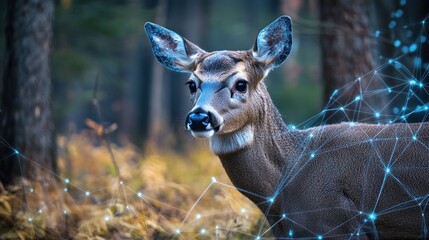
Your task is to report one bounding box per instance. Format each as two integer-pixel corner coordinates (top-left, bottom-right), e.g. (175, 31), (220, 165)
(145, 16), (292, 154)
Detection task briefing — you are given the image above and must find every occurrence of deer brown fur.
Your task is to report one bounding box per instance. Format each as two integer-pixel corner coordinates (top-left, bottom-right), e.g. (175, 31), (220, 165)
(145, 16), (429, 239)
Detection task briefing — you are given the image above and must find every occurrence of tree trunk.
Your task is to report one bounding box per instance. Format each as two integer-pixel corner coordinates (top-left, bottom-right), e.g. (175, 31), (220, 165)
(0, 0), (56, 185)
(146, 0), (171, 152)
(320, 0), (386, 124)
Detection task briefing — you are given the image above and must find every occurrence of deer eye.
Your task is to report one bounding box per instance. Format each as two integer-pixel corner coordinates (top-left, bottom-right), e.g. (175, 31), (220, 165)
(235, 80), (248, 93)
(186, 81), (197, 93)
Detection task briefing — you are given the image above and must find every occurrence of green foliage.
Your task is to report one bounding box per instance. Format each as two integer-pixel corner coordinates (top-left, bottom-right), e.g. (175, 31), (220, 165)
(271, 83), (322, 126)
(52, 1), (151, 131)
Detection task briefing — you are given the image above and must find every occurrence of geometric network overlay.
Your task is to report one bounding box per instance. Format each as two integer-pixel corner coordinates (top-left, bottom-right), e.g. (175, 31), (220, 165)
(1, 10), (428, 240)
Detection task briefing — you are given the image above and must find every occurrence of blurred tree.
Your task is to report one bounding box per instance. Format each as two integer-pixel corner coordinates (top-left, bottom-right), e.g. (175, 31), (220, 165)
(370, 0), (429, 123)
(0, 0), (56, 184)
(144, 0), (211, 152)
(320, 0), (387, 123)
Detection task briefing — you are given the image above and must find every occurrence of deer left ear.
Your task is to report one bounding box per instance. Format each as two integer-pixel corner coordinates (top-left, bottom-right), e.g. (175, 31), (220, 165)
(145, 22), (205, 73)
(251, 16), (292, 71)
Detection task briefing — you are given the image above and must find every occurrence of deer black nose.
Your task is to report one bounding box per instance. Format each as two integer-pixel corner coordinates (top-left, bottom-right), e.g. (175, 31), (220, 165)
(186, 111), (210, 131)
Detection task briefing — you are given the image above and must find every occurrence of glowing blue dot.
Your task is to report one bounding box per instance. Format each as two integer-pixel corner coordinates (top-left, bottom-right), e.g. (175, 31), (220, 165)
(28, 217), (33, 222)
(256, 236), (261, 240)
(137, 192), (143, 198)
(310, 153), (316, 159)
(412, 135), (417, 141)
(340, 107), (345, 111)
(394, 40), (401, 47)
(318, 235), (323, 239)
(369, 212), (377, 221)
(175, 229), (181, 234)
(401, 115), (406, 120)
(359, 211), (363, 214)
(414, 57), (421, 67)
(349, 122), (355, 127)
(374, 112), (380, 118)
(421, 36), (427, 43)
(309, 133), (314, 138)
(14, 149), (19, 155)
(387, 87), (392, 93)
(375, 30), (380, 37)
(289, 229), (294, 237)
(395, 9), (403, 18)
(64, 178), (70, 184)
(400, 0), (406, 5)
(393, 61), (402, 69)
(385, 167), (391, 174)
(409, 43), (417, 53)
(389, 20), (396, 29)
(290, 125), (296, 130)
(409, 80), (417, 85)
(358, 77), (361, 81)
(388, 59), (393, 64)
(282, 213), (286, 218)
(401, 46), (409, 54)
(200, 228), (206, 234)
(419, 83), (423, 88)
(392, 107), (399, 114)
(85, 191), (90, 196)
(355, 96), (361, 101)
(269, 197), (275, 203)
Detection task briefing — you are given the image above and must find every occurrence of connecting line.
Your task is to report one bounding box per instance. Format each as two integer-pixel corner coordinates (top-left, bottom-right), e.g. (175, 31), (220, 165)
(372, 170), (389, 213)
(323, 214), (360, 236)
(259, 216), (285, 237)
(216, 181), (267, 200)
(122, 185), (188, 229)
(171, 181), (214, 240)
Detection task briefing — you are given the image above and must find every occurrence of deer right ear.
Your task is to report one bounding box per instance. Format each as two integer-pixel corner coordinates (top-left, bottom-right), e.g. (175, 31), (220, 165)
(251, 16), (292, 71)
(145, 22), (205, 73)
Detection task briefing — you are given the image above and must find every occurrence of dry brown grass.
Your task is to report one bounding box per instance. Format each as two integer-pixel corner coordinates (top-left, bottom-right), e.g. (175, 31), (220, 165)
(0, 133), (270, 239)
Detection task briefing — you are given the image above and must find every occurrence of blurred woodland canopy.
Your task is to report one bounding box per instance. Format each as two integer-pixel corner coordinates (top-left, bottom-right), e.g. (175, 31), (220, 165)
(0, 0), (428, 177)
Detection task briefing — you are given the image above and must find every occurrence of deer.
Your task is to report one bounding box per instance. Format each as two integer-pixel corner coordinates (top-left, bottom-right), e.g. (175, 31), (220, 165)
(145, 16), (429, 239)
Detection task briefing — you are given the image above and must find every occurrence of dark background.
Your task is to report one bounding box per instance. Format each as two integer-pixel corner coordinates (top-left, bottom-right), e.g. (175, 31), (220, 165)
(0, 0), (427, 152)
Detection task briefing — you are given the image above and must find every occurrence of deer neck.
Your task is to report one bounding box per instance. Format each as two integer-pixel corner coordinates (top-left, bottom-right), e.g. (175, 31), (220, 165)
(210, 84), (296, 205)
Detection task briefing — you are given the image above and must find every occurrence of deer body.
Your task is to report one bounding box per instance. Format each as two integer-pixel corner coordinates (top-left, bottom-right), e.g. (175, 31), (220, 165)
(145, 16), (429, 239)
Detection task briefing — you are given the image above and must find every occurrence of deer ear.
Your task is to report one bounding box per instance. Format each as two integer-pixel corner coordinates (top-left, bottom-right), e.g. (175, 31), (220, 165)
(251, 16), (292, 71)
(145, 22), (205, 73)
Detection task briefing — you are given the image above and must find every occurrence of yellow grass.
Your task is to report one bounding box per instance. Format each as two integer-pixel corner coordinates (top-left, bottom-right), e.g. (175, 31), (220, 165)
(0, 133), (270, 239)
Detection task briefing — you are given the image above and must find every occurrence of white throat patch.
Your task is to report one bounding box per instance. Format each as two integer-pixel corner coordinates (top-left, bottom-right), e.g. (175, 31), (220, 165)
(210, 125), (254, 155)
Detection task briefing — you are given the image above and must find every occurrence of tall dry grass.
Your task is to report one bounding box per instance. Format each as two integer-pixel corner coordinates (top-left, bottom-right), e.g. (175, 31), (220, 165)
(0, 133), (270, 239)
